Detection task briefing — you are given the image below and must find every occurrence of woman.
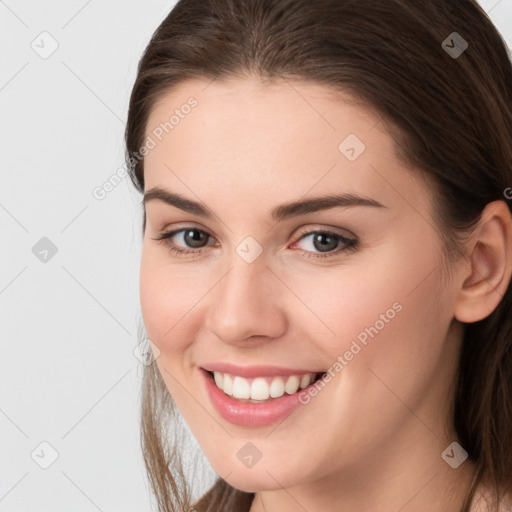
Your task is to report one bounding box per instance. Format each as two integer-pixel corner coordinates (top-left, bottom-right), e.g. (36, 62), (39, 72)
(125, 0), (512, 510)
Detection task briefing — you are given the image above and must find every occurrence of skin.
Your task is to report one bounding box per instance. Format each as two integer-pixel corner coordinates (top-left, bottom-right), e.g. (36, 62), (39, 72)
(139, 77), (512, 512)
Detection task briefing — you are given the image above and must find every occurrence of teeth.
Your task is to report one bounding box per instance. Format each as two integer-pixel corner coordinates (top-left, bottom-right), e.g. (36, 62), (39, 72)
(232, 376), (251, 399)
(300, 373), (312, 389)
(211, 371), (318, 400)
(214, 371), (224, 389)
(251, 378), (270, 400)
(223, 374), (233, 396)
(269, 377), (285, 398)
(284, 375), (300, 394)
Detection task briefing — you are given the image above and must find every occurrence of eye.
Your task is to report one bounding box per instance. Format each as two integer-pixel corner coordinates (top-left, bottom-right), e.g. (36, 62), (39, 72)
(152, 227), (216, 257)
(291, 229), (358, 259)
(152, 226), (358, 260)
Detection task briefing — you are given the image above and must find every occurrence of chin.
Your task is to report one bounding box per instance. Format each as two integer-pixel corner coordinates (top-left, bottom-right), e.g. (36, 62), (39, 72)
(224, 473), (289, 493)
(209, 458), (306, 493)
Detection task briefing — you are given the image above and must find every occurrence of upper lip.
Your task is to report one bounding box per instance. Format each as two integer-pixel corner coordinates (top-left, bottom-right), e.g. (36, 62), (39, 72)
(201, 362), (324, 378)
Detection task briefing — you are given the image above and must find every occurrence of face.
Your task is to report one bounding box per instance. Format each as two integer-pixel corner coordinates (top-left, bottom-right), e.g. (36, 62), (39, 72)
(139, 77), (464, 492)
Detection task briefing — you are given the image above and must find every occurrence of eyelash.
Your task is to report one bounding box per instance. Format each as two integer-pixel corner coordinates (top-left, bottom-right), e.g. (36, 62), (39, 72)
(152, 226), (358, 260)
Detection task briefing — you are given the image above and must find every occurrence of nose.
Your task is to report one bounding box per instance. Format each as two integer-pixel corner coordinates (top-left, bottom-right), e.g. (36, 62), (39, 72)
(203, 252), (288, 345)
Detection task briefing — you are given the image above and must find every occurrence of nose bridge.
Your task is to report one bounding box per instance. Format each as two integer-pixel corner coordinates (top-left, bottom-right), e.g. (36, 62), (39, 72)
(205, 249), (286, 343)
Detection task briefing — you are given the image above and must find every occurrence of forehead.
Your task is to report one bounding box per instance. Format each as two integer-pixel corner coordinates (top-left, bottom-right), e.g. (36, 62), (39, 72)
(143, 77), (431, 218)
(145, 77), (383, 153)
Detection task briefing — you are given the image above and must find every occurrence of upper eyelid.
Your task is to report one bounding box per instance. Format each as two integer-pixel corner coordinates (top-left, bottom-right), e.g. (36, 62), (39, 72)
(294, 225), (356, 240)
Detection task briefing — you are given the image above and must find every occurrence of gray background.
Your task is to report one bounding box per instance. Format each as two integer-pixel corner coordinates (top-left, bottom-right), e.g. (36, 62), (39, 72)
(1, 1), (511, 510)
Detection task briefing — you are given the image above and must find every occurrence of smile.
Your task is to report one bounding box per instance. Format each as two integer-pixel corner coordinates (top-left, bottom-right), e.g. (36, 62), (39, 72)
(200, 365), (327, 426)
(210, 371), (324, 402)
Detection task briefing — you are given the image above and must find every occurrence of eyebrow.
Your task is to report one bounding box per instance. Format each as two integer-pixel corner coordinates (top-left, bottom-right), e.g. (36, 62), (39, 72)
(143, 186), (386, 222)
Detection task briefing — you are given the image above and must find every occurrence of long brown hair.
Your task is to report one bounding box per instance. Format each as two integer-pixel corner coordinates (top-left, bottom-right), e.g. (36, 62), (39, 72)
(125, 1), (512, 511)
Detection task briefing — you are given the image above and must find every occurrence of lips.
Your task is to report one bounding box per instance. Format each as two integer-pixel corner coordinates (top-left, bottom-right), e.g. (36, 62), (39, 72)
(199, 363), (327, 426)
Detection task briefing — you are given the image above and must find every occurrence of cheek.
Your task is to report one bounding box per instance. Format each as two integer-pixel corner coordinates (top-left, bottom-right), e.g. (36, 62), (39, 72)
(287, 239), (447, 365)
(311, 240), (453, 418)
(139, 248), (205, 409)
(139, 246), (204, 354)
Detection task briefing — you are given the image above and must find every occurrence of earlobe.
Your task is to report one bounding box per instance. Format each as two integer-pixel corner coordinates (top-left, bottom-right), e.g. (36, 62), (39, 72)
(454, 200), (512, 324)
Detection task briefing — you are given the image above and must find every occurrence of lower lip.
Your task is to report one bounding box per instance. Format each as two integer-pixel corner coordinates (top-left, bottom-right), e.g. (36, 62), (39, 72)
(201, 368), (317, 427)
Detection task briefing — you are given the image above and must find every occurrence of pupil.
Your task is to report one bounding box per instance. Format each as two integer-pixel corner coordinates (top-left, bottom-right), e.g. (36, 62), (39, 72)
(313, 233), (337, 252)
(185, 230), (207, 248)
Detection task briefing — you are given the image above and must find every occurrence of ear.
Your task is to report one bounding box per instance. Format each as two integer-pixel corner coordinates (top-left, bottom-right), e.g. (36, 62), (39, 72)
(454, 200), (512, 323)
